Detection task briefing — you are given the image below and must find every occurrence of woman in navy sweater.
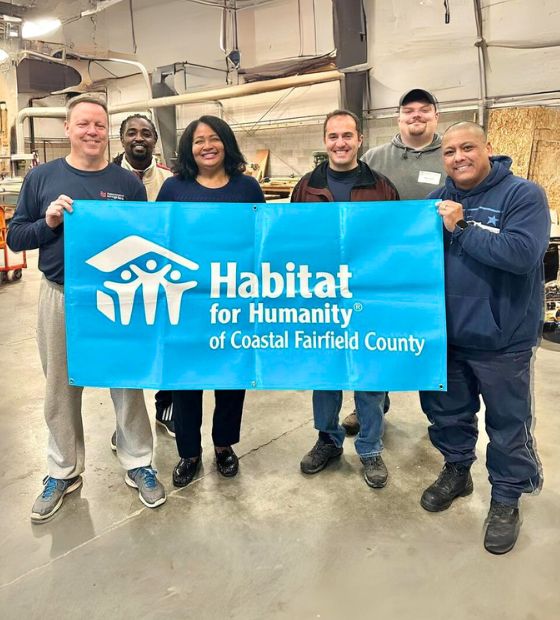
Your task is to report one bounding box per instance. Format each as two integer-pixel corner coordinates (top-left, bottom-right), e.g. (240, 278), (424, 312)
(157, 115), (265, 487)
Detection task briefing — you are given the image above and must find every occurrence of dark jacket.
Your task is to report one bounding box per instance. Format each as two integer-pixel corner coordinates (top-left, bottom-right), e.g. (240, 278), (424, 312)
(429, 156), (551, 352)
(291, 160), (399, 203)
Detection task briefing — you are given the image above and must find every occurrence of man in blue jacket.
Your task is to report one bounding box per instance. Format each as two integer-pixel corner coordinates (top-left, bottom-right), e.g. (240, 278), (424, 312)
(420, 121), (550, 555)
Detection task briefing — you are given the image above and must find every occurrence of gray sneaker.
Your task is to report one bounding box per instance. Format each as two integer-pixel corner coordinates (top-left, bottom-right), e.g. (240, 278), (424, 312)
(110, 431), (117, 452)
(361, 455), (388, 488)
(125, 467), (166, 508)
(31, 475), (83, 522)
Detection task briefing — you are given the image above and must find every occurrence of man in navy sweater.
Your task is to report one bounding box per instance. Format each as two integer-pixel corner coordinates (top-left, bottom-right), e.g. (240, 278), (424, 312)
(8, 95), (166, 522)
(420, 121), (550, 554)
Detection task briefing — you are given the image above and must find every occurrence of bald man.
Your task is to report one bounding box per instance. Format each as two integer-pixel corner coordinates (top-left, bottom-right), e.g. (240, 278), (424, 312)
(419, 121), (550, 554)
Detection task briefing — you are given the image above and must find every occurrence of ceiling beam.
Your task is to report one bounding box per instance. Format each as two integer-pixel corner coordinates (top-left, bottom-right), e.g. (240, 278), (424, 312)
(0, 1), (27, 18)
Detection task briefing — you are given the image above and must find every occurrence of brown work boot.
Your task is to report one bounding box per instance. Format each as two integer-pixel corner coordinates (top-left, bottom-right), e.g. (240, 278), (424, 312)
(341, 410), (360, 436)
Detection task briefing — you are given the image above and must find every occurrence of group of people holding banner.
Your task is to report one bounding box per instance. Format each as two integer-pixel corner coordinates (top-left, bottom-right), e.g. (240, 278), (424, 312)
(8, 86), (550, 556)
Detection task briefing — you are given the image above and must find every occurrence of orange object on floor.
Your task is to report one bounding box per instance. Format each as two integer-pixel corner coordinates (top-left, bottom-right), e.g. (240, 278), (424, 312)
(0, 205), (27, 283)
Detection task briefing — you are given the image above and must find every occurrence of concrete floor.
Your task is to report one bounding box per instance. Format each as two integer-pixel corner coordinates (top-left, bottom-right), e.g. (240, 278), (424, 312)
(1, 251), (559, 620)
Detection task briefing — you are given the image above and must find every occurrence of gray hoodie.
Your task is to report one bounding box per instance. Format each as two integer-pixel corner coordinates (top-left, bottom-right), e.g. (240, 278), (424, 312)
(361, 133), (445, 200)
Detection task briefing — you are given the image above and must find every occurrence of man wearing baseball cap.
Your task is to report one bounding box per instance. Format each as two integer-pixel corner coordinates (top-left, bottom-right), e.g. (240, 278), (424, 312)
(342, 88), (446, 435)
(362, 88), (444, 200)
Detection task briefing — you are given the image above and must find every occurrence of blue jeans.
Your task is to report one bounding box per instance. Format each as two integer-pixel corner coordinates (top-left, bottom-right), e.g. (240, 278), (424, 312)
(312, 390), (385, 457)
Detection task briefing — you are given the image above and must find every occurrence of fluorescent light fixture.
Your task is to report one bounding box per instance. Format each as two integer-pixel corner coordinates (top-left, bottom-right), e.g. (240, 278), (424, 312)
(2, 15), (22, 23)
(0, 49), (9, 63)
(22, 18), (62, 39)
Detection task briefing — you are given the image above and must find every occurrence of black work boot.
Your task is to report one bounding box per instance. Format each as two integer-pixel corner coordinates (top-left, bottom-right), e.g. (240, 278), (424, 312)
(341, 411), (360, 436)
(300, 438), (343, 474)
(420, 462), (473, 512)
(483, 500), (521, 555)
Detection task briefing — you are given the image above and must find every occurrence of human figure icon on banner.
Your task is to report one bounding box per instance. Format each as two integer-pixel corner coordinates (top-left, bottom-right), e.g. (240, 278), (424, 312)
(87, 235), (199, 326)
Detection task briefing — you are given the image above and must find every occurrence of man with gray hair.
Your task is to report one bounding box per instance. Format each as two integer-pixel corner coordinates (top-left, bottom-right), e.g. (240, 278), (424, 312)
(8, 94), (166, 522)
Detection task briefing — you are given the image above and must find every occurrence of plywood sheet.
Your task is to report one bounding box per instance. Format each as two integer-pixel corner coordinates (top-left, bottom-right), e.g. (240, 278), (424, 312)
(487, 108), (536, 178)
(529, 140), (560, 213)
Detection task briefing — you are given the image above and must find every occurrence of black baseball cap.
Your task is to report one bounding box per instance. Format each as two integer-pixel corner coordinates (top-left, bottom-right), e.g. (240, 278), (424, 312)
(398, 88), (438, 109)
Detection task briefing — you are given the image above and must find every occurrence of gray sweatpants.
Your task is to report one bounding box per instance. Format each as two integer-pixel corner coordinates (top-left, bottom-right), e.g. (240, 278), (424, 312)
(37, 277), (153, 479)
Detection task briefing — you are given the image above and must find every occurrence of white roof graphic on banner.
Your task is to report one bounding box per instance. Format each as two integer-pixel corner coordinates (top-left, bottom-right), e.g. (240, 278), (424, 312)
(86, 235), (199, 272)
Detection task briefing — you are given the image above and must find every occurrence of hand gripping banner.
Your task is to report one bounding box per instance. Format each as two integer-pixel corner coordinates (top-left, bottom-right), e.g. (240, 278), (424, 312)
(64, 200), (446, 391)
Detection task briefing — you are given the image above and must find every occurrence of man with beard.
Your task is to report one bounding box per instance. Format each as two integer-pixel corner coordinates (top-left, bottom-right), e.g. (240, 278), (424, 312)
(114, 114), (173, 201)
(112, 115), (175, 444)
(342, 88), (446, 435)
(362, 88), (444, 200)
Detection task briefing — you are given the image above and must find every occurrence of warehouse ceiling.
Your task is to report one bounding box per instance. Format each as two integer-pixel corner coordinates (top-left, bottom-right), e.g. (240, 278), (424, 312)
(2, 0), (559, 110)
(0, 0), (280, 20)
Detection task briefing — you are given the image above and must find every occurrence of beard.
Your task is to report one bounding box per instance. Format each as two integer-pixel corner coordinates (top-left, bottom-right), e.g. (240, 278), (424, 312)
(406, 122), (427, 136)
(126, 146), (151, 166)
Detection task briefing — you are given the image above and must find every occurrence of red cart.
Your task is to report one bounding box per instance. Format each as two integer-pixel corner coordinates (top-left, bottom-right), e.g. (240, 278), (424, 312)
(0, 205), (26, 283)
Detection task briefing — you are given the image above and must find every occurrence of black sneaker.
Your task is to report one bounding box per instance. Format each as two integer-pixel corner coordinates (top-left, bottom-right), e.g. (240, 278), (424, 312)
(484, 500), (521, 555)
(420, 462), (473, 512)
(341, 411), (360, 436)
(300, 438), (343, 474)
(155, 403), (175, 437)
(361, 455), (388, 488)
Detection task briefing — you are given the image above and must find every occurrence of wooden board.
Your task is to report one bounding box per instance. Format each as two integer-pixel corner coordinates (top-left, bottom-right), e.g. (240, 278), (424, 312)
(529, 140), (560, 212)
(245, 149), (269, 183)
(488, 107), (560, 216)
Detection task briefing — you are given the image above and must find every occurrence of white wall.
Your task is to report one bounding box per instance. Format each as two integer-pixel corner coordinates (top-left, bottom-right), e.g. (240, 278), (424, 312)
(482, 0), (560, 98)
(365, 0), (480, 109)
(237, 0), (333, 66)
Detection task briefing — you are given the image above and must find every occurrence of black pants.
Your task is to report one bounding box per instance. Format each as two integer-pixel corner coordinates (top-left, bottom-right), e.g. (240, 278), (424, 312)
(420, 347), (541, 505)
(155, 390), (173, 418)
(172, 389), (245, 459)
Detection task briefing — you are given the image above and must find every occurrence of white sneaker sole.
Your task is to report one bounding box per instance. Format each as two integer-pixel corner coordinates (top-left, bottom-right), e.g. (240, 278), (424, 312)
(125, 473), (167, 508)
(155, 418), (176, 438)
(31, 476), (83, 523)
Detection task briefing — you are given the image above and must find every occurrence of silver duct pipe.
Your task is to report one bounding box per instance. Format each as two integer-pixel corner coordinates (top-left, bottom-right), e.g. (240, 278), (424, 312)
(473, 0), (488, 127)
(108, 69), (343, 114)
(16, 107), (67, 154)
(16, 50), (152, 100)
(16, 69), (343, 153)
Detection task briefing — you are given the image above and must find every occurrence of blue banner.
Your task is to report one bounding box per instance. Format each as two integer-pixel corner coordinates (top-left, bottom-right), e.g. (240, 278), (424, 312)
(65, 200), (446, 391)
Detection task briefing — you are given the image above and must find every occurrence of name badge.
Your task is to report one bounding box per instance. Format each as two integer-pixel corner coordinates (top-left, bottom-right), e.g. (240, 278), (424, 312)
(418, 171), (441, 185)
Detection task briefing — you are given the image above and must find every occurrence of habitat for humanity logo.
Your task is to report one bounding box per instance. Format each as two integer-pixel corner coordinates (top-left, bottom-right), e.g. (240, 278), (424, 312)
(86, 235), (199, 326)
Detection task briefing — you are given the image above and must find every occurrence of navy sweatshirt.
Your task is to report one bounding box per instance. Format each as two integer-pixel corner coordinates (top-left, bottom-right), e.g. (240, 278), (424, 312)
(7, 159), (146, 284)
(429, 156), (550, 352)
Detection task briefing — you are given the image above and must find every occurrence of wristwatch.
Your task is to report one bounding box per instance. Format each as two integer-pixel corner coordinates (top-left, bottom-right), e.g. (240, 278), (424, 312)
(455, 219), (469, 231)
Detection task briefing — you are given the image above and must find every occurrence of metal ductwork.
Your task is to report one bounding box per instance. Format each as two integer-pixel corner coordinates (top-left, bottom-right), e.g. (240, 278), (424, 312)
(16, 69), (343, 153)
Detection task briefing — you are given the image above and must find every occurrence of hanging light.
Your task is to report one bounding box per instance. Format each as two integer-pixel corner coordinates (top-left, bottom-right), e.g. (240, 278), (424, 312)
(22, 18), (62, 39)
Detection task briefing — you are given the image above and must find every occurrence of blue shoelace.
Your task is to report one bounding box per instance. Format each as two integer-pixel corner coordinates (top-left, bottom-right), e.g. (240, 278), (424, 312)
(41, 476), (59, 499)
(137, 468), (157, 489)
